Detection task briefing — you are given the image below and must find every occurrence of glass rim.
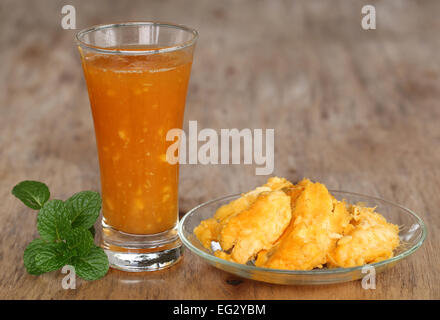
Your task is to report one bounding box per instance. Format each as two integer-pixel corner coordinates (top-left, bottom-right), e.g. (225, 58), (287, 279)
(178, 190), (427, 275)
(75, 21), (198, 55)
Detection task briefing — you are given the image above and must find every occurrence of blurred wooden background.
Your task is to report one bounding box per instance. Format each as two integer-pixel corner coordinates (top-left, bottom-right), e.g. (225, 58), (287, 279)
(0, 0), (439, 299)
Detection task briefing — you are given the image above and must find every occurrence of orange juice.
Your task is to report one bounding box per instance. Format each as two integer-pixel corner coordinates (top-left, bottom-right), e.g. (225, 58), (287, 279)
(81, 47), (192, 235)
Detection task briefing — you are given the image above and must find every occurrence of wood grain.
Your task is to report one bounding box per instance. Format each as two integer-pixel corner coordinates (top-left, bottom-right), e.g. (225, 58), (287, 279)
(0, 0), (439, 299)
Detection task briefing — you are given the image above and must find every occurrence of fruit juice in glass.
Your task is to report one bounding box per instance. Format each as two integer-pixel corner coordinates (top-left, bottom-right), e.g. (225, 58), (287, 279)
(76, 23), (197, 271)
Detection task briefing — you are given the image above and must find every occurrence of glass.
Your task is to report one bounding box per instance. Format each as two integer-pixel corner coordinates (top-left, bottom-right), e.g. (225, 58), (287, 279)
(76, 22), (197, 271)
(178, 191), (427, 285)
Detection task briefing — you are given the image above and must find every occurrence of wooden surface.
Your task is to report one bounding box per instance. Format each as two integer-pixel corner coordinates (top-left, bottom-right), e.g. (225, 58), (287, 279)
(1, 0), (439, 299)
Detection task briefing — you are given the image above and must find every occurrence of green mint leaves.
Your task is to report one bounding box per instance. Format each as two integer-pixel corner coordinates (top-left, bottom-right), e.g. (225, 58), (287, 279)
(12, 181), (50, 210)
(37, 200), (71, 242)
(23, 239), (49, 275)
(66, 191), (101, 229)
(71, 247), (110, 281)
(12, 180), (109, 281)
(34, 242), (70, 273)
(66, 228), (95, 257)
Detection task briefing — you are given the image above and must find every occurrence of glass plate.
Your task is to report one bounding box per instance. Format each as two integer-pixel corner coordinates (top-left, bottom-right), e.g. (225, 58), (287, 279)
(178, 190), (427, 285)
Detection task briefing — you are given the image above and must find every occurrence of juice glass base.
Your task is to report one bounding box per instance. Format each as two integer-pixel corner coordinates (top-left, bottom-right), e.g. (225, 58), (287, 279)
(101, 221), (183, 272)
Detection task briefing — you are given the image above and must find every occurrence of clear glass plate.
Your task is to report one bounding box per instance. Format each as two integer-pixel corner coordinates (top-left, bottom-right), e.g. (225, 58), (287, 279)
(178, 191), (427, 285)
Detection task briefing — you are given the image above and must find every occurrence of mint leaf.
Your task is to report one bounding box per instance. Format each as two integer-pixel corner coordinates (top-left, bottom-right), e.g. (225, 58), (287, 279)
(35, 242), (70, 273)
(89, 226), (96, 238)
(12, 181), (50, 210)
(37, 200), (71, 241)
(66, 228), (94, 256)
(72, 246), (109, 281)
(23, 239), (47, 275)
(65, 191), (101, 229)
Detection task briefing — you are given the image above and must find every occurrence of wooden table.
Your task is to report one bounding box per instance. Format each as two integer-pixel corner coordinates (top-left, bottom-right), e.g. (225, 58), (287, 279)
(1, 0), (439, 299)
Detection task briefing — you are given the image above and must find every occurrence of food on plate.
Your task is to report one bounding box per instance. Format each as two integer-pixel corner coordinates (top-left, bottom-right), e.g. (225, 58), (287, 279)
(216, 190), (291, 264)
(194, 177), (400, 270)
(193, 177), (292, 249)
(257, 180), (352, 270)
(327, 204), (400, 268)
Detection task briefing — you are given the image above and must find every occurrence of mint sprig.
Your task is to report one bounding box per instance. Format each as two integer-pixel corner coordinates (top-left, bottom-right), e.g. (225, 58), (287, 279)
(12, 180), (109, 281)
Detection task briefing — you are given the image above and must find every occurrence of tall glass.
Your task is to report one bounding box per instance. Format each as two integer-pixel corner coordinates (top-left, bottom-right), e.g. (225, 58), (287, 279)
(76, 22), (197, 271)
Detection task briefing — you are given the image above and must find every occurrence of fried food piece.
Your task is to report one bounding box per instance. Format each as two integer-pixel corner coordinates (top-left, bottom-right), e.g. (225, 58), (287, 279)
(220, 190), (291, 264)
(214, 186), (271, 222)
(214, 250), (234, 262)
(194, 186), (269, 249)
(194, 177), (293, 249)
(257, 180), (351, 270)
(263, 176), (294, 191)
(215, 176), (293, 223)
(327, 205), (400, 268)
(255, 180), (308, 266)
(193, 218), (222, 249)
